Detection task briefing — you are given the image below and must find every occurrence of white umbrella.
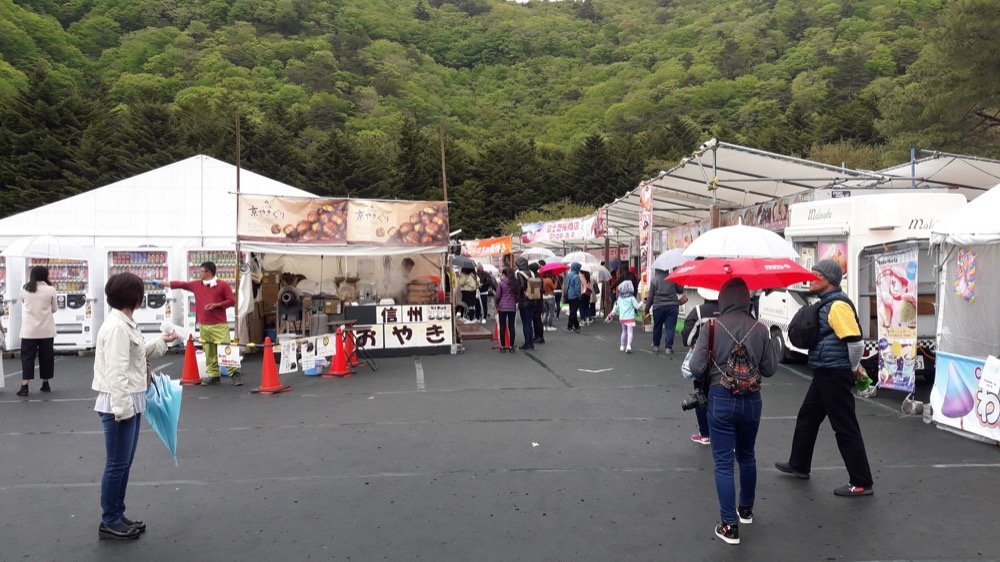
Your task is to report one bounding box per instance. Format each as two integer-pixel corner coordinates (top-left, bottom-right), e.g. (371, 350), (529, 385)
(581, 262), (611, 282)
(682, 224), (797, 259)
(1, 235), (92, 261)
(651, 248), (688, 272)
(519, 248), (557, 262)
(481, 263), (499, 278)
(561, 251), (601, 265)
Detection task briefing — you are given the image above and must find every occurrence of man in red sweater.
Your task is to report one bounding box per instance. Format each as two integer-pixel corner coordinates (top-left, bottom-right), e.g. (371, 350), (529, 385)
(165, 262), (240, 386)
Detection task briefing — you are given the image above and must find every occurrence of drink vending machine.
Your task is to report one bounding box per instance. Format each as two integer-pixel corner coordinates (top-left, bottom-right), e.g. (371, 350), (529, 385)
(106, 249), (174, 334)
(0, 256), (24, 350)
(183, 249), (239, 336)
(27, 258), (100, 349)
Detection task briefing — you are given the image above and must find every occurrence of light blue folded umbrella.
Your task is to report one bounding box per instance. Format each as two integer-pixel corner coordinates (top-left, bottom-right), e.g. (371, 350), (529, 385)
(145, 373), (183, 466)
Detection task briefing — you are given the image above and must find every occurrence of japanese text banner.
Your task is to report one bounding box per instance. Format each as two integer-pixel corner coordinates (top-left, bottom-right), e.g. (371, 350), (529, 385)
(462, 237), (512, 258)
(238, 195), (348, 245)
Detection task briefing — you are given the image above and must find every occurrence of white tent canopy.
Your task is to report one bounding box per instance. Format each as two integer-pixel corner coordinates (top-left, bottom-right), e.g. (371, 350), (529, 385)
(0, 155), (315, 248)
(931, 183), (1000, 247)
(877, 151), (1000, 202)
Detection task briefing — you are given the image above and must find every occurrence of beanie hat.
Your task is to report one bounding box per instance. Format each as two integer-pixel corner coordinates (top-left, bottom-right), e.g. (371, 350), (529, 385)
(812, 259), (843, 286)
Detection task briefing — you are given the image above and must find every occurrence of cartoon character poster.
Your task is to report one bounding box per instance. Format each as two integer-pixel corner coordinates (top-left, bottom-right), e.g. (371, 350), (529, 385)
(953, 249), (977, 303)
(874, 247), (919, 392)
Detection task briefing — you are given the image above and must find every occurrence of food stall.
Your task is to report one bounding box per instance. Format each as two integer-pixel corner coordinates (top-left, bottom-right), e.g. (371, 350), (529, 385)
(237, 195), (454, 357)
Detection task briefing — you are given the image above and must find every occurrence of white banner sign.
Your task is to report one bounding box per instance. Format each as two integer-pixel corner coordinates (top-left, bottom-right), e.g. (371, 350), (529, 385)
(218, 343), (242, 369)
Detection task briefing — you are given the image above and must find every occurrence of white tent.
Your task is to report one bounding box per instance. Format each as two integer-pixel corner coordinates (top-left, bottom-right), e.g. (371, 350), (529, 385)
(878, 151), (1000, 203)
(929, 183), (1000, 443)
(0, 155), (315, 248)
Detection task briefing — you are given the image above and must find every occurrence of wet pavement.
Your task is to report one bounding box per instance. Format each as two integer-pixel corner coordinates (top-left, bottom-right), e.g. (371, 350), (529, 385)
(2, 321), (998, 561)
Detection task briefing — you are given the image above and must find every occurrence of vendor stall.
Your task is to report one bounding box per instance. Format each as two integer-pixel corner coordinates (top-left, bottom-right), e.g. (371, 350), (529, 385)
(929, 184), (1000, 443)
(237, 194), (454, 357)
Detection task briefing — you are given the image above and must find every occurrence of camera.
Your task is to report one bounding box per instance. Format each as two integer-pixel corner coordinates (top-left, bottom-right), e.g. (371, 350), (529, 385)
(681, 390), (707, 411)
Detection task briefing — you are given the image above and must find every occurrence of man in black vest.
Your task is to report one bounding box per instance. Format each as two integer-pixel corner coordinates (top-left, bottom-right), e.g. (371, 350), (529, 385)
(776, 259), (874, 497)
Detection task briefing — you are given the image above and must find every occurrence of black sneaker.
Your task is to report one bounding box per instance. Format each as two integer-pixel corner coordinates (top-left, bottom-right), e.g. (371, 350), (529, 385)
(738, 506), (753, 524)
(121, 516), (146, 533)
(534, 338), (546, 344)
(200, 376), (221, 386)
(40, 381), (51, 392)
(99, 521), (141, 540)
(16, 385), (29, 397)
(774, 461), (810, 480)
(834, 483), (874, 497)
(518, 344), (534, 351)
(714, 522), (739, 545)
(231, 373), (244, 387)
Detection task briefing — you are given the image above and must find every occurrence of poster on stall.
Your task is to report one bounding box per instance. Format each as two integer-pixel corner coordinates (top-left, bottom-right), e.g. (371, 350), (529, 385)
(278, 342), (298, 374)
(300, 338), (317, 371)
(520, 215), (600, 245)
(931, 352), (1000, 442)
(346, 200), (449, 247)
(217, 344), (242, 370)
(953, 249), (977, 303)
(638, 182), (654, 296)
(874, 247), (919, 392)
(316, 333), (337, 357)
(238, 195), (348, 244)
(817, 242), (848, 292)
(462, 237), (512, 258)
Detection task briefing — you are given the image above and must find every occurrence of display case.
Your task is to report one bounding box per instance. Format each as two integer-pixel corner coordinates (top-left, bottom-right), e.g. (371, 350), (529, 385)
(182, 249), (238, 335)
(107, 249), (174, 334)
(28, 258), (99, 349)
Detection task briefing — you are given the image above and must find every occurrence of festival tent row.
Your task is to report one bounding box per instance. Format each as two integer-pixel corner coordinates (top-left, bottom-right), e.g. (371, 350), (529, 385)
(929, 183), (1000, 442)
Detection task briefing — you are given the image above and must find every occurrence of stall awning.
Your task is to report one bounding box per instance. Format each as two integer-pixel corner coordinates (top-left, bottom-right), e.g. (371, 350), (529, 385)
(876, 151), (1000, 202)
(932, 183), (1000, 246)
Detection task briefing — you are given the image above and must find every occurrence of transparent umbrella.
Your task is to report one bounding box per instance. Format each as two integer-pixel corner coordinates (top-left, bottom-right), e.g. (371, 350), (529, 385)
(1, 235), (92, 260)
(519, 248), (557, 262)
(581, 262), (612, 282)
(561, 251), (601, 265)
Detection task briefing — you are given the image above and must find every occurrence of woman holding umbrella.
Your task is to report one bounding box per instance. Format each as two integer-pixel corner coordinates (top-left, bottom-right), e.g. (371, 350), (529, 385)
(92, 273), (178, 540)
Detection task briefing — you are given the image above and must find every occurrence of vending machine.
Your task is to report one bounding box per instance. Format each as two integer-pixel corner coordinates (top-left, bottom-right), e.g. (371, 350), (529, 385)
(27, 258), (100, 349)
(1, 256), (24, 351)
(182, 249), (239, 336)
(106, 249), (174, 334)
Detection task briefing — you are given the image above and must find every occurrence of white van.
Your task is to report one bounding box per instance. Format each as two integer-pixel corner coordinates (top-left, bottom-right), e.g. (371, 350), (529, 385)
(759, 193), (967, 381)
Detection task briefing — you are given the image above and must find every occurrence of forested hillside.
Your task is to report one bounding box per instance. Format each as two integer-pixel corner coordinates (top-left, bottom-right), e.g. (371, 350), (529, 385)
(0, 0), (997, 236)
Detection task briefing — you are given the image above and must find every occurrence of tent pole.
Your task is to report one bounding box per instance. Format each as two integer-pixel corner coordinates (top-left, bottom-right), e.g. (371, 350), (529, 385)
(234, 114), (242, 343)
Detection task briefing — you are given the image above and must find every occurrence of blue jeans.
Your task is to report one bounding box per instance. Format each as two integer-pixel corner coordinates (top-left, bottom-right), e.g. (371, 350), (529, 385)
(543, 296), (556, 327)
(519, 303), (535, 346)
(695, 380), (710, 437)
(707, 386), (762, 525)
(99, 412), (142, 525)
(651, 305), (679, 349)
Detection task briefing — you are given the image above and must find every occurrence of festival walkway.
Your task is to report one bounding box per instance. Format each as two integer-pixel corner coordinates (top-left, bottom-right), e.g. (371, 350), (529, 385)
(2, 322), (997, 560)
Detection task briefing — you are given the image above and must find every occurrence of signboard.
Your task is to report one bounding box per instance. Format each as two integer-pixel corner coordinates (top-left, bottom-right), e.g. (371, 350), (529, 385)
(662, 221), (709, 250)
(874, 247), (919, 393)
(218, 344), (242, 370)
(520, 215), (601, 245)
(638, 182), (654, 295)
(238, 195), (348, 244)
(931, 352), (1000, 442)
(346, 200), (449, 247)
(278, 342), (298, 374)
(316, 333), (337, 357)
(238, 196), (449, 248)
(300, 338), (317, 371)
(462, 237), (512, 258)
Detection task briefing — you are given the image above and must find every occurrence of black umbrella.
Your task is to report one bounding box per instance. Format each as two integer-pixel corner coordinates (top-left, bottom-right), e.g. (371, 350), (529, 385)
(452, 255), (477, 271)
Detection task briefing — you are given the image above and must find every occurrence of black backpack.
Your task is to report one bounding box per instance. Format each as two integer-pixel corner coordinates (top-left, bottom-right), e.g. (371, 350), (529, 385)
(788, 292), (856, 350)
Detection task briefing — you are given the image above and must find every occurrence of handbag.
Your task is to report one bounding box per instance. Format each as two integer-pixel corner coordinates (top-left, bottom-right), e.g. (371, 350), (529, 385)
(681, 314), (715, 381)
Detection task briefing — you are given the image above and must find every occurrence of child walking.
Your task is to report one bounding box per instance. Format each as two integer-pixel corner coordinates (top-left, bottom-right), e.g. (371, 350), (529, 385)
(606, 280), (643, 353)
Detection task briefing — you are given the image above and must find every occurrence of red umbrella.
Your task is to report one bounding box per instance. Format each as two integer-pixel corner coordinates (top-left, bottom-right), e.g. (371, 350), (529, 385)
(538, 262), (569, 275)
(666, 258), (819, 291)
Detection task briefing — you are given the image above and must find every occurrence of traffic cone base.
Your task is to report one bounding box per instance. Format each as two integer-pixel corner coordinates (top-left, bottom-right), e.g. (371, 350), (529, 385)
(345, 328), (360, 368)
(180, 335), (201, 385)
(252, 337), (292, 395)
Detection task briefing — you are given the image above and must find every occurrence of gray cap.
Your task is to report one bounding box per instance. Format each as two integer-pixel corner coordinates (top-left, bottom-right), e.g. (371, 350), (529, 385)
(812, 259), (843, 286)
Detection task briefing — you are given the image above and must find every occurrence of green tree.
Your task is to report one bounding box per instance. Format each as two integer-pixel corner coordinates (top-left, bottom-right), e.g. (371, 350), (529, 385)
(566, 134), (617, 207)
(413, 0), (431, 21)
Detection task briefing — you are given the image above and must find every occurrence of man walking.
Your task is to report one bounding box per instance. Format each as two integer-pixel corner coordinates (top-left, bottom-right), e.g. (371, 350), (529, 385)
(776, 259), (874, 496)
(514, 257), (538, 350)
(645, 268), (685, 354)
(165, 262), (240, 386)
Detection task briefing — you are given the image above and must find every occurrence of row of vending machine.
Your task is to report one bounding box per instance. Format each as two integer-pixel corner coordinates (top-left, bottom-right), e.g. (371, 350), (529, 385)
(1, 248), (240, 351)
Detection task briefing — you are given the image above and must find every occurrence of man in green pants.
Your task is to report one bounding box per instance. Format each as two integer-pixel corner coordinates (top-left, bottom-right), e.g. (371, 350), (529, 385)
(165, 261), (241, 386)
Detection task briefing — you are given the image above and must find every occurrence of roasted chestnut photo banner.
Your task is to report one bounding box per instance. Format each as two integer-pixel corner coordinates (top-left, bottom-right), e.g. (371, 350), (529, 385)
(238, 195), (348, 245)
(346, 200), (450, 247)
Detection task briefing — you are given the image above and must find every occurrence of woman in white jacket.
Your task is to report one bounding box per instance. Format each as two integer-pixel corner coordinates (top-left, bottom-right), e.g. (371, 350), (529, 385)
(93, 273), (177, 540)
(16, 266), (58, 396)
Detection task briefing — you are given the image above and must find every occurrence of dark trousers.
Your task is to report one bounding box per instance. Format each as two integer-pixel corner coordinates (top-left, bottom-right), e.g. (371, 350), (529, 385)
(498, 311), (516, 348)
(478, 292), (489, 319)
(519, 303), (535, 347)
(100, 412), (142, 525)
(695, 379), (710, 437)
(21, 337), (55, 380)
(651, 305), (679, 349)
(461, 290), (479, 320)
(554, 291), (562, 318)
(567, 297), (581, 330)
(532, 301), (544, 340)
(788, 369), (874, 487)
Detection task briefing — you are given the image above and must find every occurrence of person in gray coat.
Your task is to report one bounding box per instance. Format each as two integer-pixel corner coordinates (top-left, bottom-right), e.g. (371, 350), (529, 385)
(645, 268), (686, 354)
(688, 278), (777, 545)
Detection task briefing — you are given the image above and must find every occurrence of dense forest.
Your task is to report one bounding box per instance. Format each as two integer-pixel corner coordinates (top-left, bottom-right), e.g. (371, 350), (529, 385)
(0, 0), (997, 236)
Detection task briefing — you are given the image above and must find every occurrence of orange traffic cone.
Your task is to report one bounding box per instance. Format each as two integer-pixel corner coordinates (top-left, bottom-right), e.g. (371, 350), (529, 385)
(251, 337), (292, 395)
(492, 317), (502, 350)
(324, 327), (353, 378)
(344, 327), (359, 368)
(179, 335), (201, 385)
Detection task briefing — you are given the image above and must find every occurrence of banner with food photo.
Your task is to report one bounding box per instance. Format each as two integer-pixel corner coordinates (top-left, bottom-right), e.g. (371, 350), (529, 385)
(346, 200), (449, 247)
(874, 246), (919, 393)
(238, 195), (348, 244)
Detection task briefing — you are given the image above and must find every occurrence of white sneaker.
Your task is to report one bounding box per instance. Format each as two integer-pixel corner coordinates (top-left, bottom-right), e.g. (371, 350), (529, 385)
(620, 345), (625, 352)
(626, 346), (632, 353)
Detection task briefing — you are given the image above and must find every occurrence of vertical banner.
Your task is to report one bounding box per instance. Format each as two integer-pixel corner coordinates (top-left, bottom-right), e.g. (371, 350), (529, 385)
(638, 182), (654, 298)
(874, 246), (919, 392)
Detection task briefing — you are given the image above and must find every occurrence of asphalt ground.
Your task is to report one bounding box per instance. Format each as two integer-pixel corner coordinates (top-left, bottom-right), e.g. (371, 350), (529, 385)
(2, 320), (998, 561)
